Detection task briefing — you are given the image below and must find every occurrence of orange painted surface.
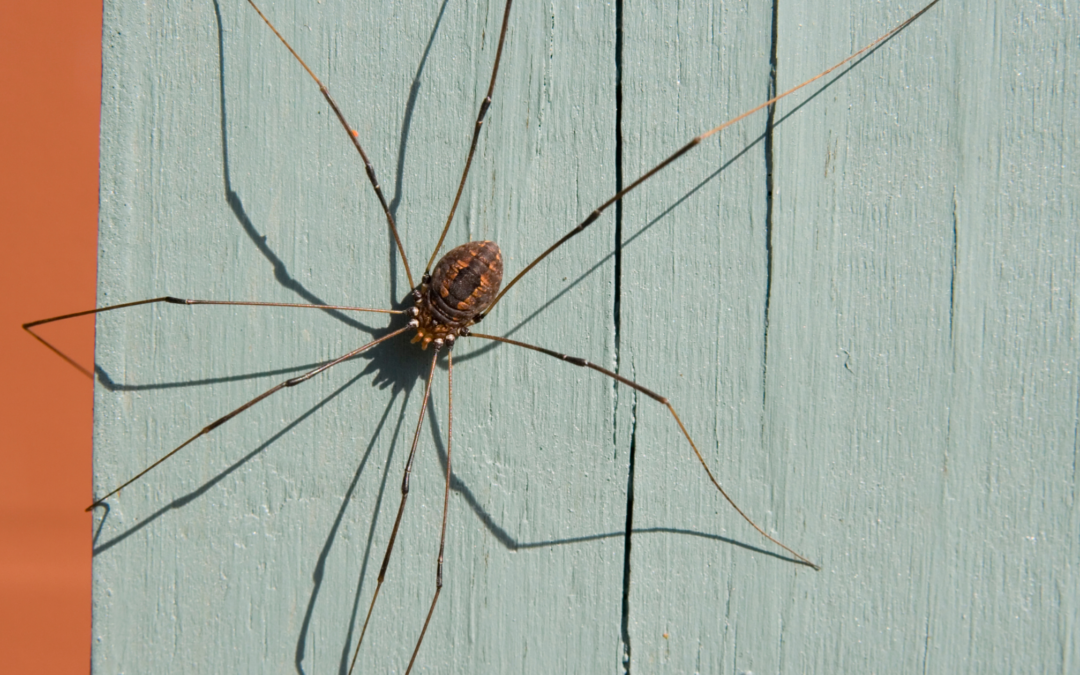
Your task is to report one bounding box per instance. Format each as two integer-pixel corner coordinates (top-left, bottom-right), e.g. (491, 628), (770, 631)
(0, 2), (101, 672)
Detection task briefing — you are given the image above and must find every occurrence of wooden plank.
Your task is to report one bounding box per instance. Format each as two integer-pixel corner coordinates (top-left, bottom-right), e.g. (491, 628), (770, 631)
(95, 0), (618, 671)
(621, 0), (1079, 672)
(91, 0), (1079, 673)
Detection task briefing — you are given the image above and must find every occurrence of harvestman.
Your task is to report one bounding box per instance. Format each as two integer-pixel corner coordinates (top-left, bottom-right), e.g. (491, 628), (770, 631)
(25, 0), (941, 671)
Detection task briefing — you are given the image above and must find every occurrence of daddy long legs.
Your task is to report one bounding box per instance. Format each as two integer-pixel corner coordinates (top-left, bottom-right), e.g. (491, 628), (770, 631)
(25, 0), (946, 672)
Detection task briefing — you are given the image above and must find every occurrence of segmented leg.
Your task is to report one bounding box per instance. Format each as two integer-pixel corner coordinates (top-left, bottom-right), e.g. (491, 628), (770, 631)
(348, 345), (443, 675)
(87, 326), (410, 509)
(469, 332), (820, 570)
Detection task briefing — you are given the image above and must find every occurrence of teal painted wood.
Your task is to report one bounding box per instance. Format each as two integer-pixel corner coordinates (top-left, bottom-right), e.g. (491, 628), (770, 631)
(91, 1), (1078, 673)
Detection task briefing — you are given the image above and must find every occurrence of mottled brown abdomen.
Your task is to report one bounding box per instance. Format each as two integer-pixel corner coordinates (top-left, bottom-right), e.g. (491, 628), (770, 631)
(409, 241), (503, 349)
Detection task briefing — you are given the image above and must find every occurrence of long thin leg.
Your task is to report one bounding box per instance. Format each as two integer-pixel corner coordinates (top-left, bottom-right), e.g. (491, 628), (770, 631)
(86, 325), (411, 510)
(405, 350), (454, 674)
(245, 0), (415, 289)
(23, 296), (401, 379)
(469, 332), (820, 570)
(422, 0), (514, 276)
(348, 345), (442, 675)
(479, 0), (941, 318)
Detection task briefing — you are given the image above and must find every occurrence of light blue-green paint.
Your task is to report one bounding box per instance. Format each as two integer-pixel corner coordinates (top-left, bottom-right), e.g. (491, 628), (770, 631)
(92, 0), (1078, 673)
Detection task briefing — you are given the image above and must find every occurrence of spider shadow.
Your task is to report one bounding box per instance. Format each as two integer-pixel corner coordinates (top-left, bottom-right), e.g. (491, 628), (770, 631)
(228, 3), (867, 670)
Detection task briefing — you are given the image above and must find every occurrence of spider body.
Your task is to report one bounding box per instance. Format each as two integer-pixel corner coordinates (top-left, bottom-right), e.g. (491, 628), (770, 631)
(408, 240), (504, 350)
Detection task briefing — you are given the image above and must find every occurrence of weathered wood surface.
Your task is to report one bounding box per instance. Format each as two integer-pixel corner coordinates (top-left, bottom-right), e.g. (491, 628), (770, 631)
(92, 1), (1078, 672)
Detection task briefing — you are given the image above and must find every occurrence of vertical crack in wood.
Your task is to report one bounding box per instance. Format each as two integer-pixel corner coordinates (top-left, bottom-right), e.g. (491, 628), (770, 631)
(612, 1), (636, 673)
(762, 0), (781, 414)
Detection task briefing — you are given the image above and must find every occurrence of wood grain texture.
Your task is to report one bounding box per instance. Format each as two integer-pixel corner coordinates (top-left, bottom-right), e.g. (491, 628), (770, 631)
(91, 0), (1078, 673)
